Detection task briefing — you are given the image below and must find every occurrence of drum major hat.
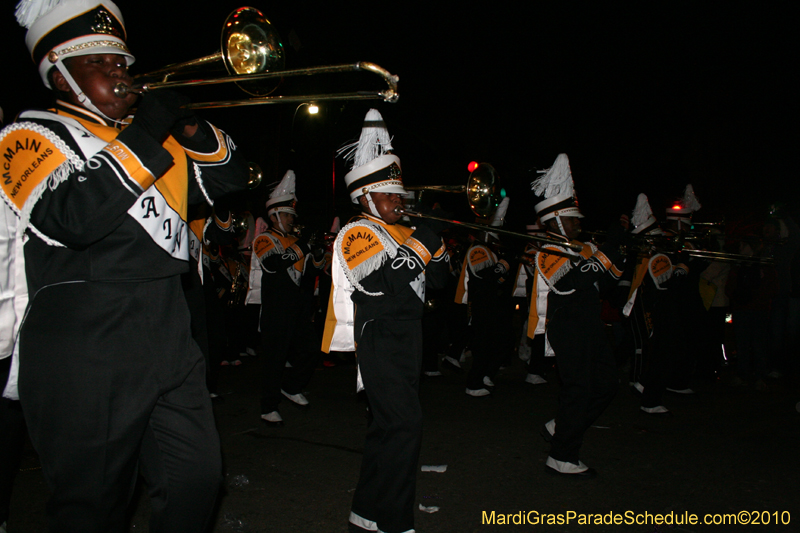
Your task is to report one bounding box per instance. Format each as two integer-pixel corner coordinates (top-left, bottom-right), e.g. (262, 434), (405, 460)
(631, 193), (663, 235)
(531, 153), (584, 223)
(666, 184), (701, 223)
(339, 109), (405, 203)
(266, 170), (298, 216)
(18, 0), (135, 89)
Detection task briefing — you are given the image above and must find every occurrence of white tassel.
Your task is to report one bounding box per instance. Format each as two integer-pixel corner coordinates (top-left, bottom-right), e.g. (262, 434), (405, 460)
(631, 193), (653, 228)
(15, 0), (61, 29)
(531, 153), (574, 199)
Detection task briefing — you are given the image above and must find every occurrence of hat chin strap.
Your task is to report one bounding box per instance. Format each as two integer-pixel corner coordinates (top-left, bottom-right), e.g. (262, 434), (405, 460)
(365, 193), (381, 218)
(555, 215), (566, 237)
(53, 57), (125, 125)
(269, 212), (288, 234)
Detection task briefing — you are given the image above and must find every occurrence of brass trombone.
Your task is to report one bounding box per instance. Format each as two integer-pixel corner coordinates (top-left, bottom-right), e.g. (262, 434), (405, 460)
(404, 162), (501, 218)
(586, 231), (775, 265)
(398, 163), (583, 252)
(675, 248), (775, 265)
(114, 7), (399, 109)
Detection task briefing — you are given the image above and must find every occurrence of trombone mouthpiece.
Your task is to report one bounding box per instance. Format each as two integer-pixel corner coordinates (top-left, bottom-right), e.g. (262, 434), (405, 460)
(393, 206), (405, 215)
(113, 83), (144, 97)
(113, 83), (131, 97)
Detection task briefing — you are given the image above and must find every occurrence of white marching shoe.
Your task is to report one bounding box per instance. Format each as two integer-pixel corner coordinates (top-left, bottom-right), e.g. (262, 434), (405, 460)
(545, 456), (596, 477)
(281, 390), (309, 406)
(525, 373), (547, 385)
(261, 411), (284, 426)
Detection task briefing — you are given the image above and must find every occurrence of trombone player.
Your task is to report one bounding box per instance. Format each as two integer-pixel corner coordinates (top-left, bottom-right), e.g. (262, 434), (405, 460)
(252, 170), (327, 426)
(531, 154), (628, 477)
(322, 109), (449, 533)
(1, 1), (249, 530)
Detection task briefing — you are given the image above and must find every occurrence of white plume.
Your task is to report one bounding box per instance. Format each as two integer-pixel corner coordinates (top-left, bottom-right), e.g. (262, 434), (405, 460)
(15, 0), (61, 29)
(337, 109), (394, 170)
(631, 193), (654, 228)
(531, 153), (575, 199)
(683, 184), (701, 212)
(270, 169), (296, 199)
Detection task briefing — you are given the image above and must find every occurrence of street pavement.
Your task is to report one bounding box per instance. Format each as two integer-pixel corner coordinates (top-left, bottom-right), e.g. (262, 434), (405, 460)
(8, 354), (800, 532)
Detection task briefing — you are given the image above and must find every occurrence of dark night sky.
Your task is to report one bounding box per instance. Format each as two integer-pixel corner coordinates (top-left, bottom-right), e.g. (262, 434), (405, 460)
(2, 1), (796, 231)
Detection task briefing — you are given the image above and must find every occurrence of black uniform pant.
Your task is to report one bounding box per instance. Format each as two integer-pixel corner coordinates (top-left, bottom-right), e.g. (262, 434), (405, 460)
(19, 278), (222, 533)
(182, 262), (222, 394)
(547, 307), (617, 464)
(351, 318), (422, 533)
(627, 305), (667, 408)
(444, 303), (470, 362)
(421, 300), (447, 374)
(695, 306), (728, 378)
(227, 302), (260, 360)
(527, 334), (550, 376)
(0, 358), (26, 525)
(467, 308), (510, 390)
(258, 299), (319, 414)
(202, 269), (227, 394)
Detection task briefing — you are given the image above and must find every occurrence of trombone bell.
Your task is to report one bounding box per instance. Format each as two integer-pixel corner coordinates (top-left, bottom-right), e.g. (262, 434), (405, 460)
(114, 7), (285, 98)
(222, 7), (285, 96)
(466, 163), (501, 218)
(405, 162), (501, 219)
(247, 162), (263, 189)
(114, 7), (399, 108)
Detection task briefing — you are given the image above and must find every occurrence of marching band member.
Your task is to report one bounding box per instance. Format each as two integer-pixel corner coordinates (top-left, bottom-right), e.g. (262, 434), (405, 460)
(0, 105), (25, 533)
(254, 171), (326, 426)
(725, 234), (777, 388)
(0, 0), (249, 529)
(617, 193), (686, 415)
(664, 184), (701, 235)
(322, 109), (448, 533)
(454, 197), (516, 396)
(442, 231), (472, 373)
(185, 202), (238, 395)
(661, 184), (704, 394)
(231, 210), (260, 359)
(421, 243), (449, 377)
(519, 221), (553, 385)
(761, 206), (798, 379)
(531, 154), (627, 477)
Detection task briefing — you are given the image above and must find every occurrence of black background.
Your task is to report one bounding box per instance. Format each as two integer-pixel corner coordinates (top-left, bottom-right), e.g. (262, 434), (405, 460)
(2, 1), (796, 232)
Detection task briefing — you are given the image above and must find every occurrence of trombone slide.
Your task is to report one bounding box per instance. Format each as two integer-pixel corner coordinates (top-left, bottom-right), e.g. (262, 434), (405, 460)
(396, 207), (583, 252)
(114, 62), (399, 109)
